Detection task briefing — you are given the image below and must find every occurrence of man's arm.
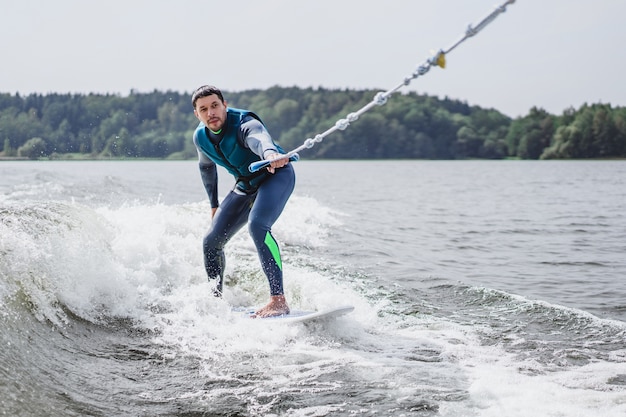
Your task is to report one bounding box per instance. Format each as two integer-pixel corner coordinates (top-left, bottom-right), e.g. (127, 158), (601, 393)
(198, 150), (219, 210)
(240, 116), (290, 173)
(240, 117), (278, 159)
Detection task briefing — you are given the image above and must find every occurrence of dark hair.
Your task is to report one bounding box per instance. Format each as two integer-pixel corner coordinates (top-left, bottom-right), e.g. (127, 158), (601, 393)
(191, 85), (225, 108)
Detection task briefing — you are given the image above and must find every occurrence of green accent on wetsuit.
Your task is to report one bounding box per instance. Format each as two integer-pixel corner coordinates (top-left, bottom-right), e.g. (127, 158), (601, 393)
(264, 232), (282, 271)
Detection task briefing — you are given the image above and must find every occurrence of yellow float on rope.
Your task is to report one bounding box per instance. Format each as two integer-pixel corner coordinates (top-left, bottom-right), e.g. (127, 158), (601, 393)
(430, 50), (446, 69)
(437, 52), (446, 69)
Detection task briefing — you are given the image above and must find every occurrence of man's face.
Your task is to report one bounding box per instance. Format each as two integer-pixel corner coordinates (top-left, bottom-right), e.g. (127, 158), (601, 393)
(194, 94), (227, 132)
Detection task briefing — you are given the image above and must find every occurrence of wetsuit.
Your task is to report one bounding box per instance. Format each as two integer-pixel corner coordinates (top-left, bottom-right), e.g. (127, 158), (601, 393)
(193, 108), (295, 296)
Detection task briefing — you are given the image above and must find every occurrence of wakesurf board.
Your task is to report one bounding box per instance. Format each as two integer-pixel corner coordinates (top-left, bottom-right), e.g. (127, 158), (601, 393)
(240, 305), (354, 324)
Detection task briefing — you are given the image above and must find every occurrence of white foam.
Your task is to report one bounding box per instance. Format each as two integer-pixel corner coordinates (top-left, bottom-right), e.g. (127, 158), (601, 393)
(454, 338), (626, 417)
(275, 195), (344, 248)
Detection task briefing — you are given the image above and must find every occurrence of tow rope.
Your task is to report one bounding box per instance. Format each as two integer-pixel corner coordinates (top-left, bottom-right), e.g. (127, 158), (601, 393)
(250, 0), (516, 172)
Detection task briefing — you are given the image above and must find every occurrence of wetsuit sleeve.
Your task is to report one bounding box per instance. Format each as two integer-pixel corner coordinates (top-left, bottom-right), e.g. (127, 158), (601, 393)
(240, 116), (280, 158)
(197, 150), (219, 208)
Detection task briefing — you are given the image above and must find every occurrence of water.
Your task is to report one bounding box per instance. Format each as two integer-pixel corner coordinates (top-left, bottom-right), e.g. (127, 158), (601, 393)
(1, 160), (625, 416)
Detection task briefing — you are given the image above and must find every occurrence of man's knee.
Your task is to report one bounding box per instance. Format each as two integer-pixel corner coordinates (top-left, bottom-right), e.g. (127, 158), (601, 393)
(248, 219), (269, 244)
(203, 231), (223, 251)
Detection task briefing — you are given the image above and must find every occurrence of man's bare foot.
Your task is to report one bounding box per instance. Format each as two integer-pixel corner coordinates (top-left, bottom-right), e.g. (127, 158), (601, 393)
(251, 295), (290, 318)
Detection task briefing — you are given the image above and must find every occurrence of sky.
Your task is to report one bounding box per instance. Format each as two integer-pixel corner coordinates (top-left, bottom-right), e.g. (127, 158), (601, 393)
(1, 0), (624, 118)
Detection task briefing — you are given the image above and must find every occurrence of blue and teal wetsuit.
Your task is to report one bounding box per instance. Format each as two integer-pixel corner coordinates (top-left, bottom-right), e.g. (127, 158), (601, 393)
(193, 108), (295, 296)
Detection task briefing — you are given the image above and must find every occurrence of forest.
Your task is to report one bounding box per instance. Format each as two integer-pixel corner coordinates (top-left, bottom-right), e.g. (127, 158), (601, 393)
(1, 86), (625, 160)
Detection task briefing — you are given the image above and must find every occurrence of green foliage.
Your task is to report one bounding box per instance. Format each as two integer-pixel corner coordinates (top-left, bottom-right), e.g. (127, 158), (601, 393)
(3, 137), (15, 157)
(506, 107), (555, 159)
(541, 104), (626, 159)
(18, 137), (47, 159)
(0, 88), (623, 160)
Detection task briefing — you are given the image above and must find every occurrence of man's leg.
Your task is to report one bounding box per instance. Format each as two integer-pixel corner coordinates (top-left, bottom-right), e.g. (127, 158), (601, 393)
(203, 190), (254, 296)
(248, 165), (295, 315)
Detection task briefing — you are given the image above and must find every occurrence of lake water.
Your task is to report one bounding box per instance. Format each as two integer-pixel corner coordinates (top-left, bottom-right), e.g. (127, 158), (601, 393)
(1, 160), (625, 416)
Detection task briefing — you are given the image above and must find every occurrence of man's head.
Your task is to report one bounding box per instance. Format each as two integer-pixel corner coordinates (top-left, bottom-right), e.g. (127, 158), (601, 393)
(191, 85), (224, 109)
(192, 85), (228, 132)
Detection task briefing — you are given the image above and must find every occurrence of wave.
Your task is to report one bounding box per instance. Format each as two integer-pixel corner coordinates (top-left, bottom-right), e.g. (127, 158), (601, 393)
(446, 284), (626, 370)
(0, 195), (343, 326)
(2, 193), (626, 416)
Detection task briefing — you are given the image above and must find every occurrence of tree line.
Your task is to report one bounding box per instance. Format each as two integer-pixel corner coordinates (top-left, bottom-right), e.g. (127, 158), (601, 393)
(1, 86), (625, 160)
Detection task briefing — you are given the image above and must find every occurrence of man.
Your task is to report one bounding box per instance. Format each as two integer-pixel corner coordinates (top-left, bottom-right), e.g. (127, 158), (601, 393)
(191, 85), (295, 318)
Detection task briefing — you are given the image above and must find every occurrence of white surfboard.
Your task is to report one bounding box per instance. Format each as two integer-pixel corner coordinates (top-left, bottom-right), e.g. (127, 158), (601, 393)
(240, 305), (354, 324)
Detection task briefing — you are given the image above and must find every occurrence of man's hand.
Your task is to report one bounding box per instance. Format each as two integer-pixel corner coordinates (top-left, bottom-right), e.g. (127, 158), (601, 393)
(265, 153), (289, 174)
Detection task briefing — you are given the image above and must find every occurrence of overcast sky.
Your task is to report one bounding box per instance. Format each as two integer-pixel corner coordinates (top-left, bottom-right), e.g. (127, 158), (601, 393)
(1, 0), (624, 118)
